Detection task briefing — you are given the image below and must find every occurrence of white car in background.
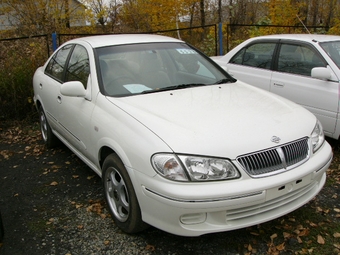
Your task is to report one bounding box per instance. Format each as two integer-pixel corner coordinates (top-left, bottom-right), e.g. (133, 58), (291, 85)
(212, 34), (340, 140)
(33, 34), (332, 237)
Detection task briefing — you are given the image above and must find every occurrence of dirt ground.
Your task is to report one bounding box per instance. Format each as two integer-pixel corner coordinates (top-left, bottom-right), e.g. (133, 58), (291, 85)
(0, 122), (340, 255)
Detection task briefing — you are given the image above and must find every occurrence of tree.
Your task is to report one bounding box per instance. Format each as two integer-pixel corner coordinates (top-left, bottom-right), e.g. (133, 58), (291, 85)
(119, 0), (185, 32)
(0, 0), (89, 35)
(82, 0), (111, 27)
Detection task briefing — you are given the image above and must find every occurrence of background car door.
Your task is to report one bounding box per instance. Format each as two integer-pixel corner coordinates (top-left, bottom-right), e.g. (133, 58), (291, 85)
(56, 44), (95, 156)
(226, 42), (277, 91)
(270, 42), (339, 136)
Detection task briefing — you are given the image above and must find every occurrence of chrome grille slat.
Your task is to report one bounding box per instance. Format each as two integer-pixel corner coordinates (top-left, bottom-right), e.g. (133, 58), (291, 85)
(237, 138), (309, 177)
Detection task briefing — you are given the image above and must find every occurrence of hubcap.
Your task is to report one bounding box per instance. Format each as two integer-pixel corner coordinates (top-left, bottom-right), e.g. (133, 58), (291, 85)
(105, 167), (129, 222)
(39, 110), (48, 142)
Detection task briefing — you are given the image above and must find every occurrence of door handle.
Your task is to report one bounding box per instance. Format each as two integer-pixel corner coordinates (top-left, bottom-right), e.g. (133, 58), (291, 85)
(273, 82), (284, 88)
(57, 95), (62, 104)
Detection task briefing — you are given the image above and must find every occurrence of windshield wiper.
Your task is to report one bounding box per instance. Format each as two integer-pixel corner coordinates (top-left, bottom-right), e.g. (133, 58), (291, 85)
(213, 78), (235, 84)
(141, 83), (206, 94)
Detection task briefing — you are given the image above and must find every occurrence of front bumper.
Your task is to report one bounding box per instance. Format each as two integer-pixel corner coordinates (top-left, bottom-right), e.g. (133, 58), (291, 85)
(130, 141), (332, 236)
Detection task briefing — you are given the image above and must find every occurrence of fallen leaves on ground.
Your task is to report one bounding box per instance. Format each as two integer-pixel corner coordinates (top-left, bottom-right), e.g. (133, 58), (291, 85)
(46, 218), (55, 225)
(1, 124), (41, 145)
(69, 199), (108, 220)
(0, 123), (45, 159)
(0, 150), (14, 160)
(87, 175), (95, 180)
(317, 235), (325, 244)
(86, 199), (107, 219)
(145, 244), (156, 252)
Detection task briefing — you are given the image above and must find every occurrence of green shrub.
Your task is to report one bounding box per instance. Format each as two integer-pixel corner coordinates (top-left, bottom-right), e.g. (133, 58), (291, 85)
(0, 37), (48, 121)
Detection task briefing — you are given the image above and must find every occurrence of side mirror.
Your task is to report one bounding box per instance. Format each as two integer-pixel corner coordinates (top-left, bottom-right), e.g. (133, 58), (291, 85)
(311, 67), (332, 80)
(60, 81), (86, 97)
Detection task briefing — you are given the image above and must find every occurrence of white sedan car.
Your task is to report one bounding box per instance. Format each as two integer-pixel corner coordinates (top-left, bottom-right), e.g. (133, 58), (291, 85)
(212, 34), (340, 140)
(33, 34), (332, 237)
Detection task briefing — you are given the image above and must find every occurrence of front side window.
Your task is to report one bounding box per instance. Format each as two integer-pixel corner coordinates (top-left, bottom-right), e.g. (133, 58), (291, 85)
(45, 44), (73, 82)
(277, 43), (326, 76)
(230, 42), (276, 70)
(65, 45), (90, 88)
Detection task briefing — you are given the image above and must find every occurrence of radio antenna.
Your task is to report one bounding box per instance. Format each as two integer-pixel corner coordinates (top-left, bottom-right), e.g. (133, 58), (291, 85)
(296, 14), (311, 34)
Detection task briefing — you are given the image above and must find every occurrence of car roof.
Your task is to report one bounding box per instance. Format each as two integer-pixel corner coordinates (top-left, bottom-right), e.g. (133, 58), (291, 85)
(66, 34), (183, 48)
(249, 34), (340, 43)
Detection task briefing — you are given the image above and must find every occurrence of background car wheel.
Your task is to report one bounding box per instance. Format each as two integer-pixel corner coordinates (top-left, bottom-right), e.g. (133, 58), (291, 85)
(102, 154), (148, 234)
(0, 211), (4, 242)
(38, 106), (59, 148)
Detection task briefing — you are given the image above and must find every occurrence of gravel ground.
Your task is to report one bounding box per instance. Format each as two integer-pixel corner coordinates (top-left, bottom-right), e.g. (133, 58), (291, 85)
(0, 123), (339, 255)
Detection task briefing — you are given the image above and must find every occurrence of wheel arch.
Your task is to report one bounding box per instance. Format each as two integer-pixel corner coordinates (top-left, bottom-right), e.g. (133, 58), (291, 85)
(35, 98), (42, 110)
(99, 146), (117, 169)
(98, 145), (133, 175)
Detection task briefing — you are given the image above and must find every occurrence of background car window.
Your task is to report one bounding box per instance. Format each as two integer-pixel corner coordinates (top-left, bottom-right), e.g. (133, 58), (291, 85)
(65, 45), (90, 88)
(320, 41), (340, 68)
(230, 42), (276, 70)
(278, 44), (326, 76)
(45, 44), (73, 82)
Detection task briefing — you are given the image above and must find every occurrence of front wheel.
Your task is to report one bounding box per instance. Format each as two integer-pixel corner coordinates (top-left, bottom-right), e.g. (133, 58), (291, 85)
(102, 154), (148, 234)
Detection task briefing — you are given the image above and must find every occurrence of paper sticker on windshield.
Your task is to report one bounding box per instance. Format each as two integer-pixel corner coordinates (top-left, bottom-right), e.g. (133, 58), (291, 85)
(124, 84), (152, 94)
(177, 49), (197, 55)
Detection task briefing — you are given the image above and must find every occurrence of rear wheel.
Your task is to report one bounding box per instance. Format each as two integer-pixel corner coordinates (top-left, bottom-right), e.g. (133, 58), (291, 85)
(102, 154), (148, 234)
(38, 106), (59, 148)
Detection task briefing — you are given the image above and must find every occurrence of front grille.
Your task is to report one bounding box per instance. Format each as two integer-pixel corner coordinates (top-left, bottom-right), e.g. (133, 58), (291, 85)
(236, 138), (309, 177)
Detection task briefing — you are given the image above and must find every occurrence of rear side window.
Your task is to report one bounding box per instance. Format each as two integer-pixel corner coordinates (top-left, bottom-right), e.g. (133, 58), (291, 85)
(230, 42), (276, 70)
(45, 44), (73, 82)
(277, 43), (326, 76)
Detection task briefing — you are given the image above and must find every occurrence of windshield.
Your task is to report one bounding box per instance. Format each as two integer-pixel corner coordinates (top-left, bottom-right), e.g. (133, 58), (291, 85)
(320, 41), (340, 68)
(95, 42), (233, 96)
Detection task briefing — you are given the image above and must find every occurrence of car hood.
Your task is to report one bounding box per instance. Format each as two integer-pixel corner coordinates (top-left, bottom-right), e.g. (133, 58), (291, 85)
(107, 82), (316, 158)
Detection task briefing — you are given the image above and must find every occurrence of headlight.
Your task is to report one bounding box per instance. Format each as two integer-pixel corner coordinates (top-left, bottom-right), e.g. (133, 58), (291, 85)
(152, 153), (240, 182)
(311, 120), (325, 152)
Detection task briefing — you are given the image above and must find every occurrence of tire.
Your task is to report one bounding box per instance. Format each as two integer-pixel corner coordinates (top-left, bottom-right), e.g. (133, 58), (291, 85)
(38, 106), (59, 148)
(0, 211), (4, 242)
(102, 154), (148, 234)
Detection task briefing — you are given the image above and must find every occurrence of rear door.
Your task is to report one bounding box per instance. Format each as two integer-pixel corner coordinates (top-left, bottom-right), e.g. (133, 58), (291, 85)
(270, 41), (339, 136)
(42, 44), (74, 133)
